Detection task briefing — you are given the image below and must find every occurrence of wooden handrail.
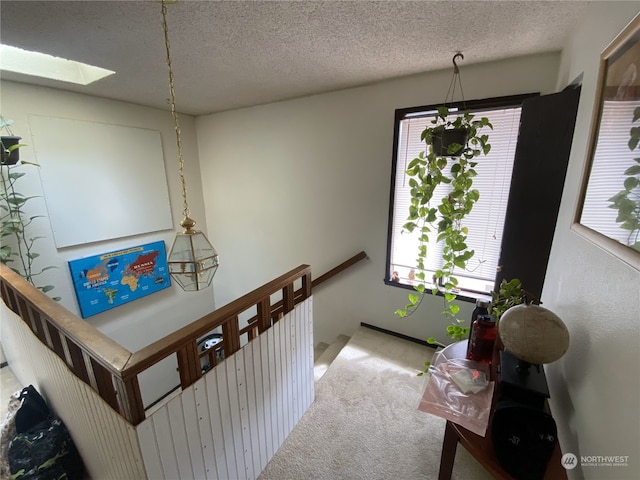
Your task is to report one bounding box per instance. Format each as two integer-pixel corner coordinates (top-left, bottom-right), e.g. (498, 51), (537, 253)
(240, 251), (368, 332)
(122, 264), (311, 378)
(0, 251), (365, 425)
(0, 264), (132, 373)
(312, 250), (368, 288)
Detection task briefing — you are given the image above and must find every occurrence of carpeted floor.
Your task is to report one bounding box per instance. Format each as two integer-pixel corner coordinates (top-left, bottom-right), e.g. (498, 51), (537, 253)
(258, 326), (494, 480)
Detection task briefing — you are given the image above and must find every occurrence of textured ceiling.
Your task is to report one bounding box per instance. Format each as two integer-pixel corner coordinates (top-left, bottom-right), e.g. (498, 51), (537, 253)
(0, 0), (591, 116)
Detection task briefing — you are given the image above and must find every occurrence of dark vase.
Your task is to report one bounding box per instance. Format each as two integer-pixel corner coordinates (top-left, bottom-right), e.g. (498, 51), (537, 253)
(431, 128), (468, 157)
(1, 136), (22, 165)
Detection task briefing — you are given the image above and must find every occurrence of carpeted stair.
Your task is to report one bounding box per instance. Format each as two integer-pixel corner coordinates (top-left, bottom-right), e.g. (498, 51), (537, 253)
(313, 334), (350, 382)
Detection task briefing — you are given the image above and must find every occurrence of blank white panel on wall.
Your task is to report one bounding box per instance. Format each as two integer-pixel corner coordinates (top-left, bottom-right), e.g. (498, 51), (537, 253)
(28, 115), (173, 248)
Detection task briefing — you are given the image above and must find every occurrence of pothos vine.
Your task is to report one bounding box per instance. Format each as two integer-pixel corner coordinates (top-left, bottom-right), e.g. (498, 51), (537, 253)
(395, 107), (492, 340)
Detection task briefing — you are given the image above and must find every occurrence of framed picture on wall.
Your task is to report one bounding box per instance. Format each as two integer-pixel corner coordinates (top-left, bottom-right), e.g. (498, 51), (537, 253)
(573, 13), (640, 270)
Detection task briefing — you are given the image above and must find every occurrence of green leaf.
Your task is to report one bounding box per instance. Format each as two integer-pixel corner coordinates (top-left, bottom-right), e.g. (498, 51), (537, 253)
(452, 242), (467, 252)
(624, 176), (639, 190)
(444, 292), (457, 302)
(453, 259), (466, 269)
(437, 106), (449, 118)
(624, 165), (640, 176)
(403, 222), (417, 232)
(8, 172), (26, 180)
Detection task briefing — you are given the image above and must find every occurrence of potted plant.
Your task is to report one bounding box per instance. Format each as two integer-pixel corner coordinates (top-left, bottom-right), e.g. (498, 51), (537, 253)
(0, 117), (59, 300)
(1, 117), (25, 165)
(395, 106), (492, 340)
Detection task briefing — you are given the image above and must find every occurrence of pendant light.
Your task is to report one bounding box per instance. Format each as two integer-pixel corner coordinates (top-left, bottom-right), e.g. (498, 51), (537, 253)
(161, 0), (219, 291)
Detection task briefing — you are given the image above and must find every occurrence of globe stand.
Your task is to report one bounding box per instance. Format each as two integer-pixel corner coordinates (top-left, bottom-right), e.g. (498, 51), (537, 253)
(499, 349), (550, 409)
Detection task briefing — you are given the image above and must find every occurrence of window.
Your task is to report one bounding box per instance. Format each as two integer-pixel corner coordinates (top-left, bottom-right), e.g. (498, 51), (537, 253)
(385, 95), (536, 299)
(579, 99), (640, 249)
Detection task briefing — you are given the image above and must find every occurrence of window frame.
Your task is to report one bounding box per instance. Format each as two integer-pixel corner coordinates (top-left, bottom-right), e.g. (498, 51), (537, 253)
(384, 93), (539, 303)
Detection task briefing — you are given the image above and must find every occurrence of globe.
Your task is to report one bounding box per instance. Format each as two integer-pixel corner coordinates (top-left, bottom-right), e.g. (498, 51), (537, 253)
(498, 304), (570, 364)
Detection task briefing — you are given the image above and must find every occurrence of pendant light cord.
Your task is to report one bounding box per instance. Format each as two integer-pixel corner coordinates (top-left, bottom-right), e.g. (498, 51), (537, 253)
(161, 0), (190, 222)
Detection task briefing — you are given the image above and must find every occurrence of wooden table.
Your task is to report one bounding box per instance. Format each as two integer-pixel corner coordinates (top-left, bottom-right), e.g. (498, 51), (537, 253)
(434, 341), (567, 480)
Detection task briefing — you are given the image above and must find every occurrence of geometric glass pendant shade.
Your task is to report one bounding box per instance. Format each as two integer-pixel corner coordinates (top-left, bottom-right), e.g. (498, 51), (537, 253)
(167, 217), (219, 291)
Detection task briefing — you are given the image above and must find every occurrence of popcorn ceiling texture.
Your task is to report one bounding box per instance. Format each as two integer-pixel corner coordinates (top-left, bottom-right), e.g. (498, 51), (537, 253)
(0, 0), (589, 115)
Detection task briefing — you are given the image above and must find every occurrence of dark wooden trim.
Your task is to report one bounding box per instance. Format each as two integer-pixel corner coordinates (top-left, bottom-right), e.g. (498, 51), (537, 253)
(385, 93), (540, 289)
(177, 341), (202, 388)
(113, 375), (145, 425)
(282, 283), (294, 314)
(257, 297), (271, 334)
(312, 251), (367, 289)
(395, 93), (540, 120)
(144, 384), (181, 411)
(123, 264), (311, 377)
(0, 264), (132, 373)
(222, 316), (241, 358)
(91, 358), (120, 412)
(360, 322), (438, 349)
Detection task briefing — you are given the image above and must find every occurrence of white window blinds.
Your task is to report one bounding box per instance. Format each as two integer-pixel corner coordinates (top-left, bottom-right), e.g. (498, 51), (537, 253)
(580, 100), (640, 249)
(389, 106), (522, 295)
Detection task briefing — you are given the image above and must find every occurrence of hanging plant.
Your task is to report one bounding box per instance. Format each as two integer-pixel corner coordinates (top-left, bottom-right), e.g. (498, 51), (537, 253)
(393, 53), (494, 341)
(395, 106), (492, 339)
(1, 117), (26, 166)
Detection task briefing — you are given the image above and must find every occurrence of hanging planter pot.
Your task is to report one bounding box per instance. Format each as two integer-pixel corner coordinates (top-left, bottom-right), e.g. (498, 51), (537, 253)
(431, 128), (468, 157)
(1, 136), (22, 165)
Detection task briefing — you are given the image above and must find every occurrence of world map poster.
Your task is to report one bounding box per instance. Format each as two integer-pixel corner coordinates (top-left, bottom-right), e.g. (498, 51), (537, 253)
(68, 241), (171, 318)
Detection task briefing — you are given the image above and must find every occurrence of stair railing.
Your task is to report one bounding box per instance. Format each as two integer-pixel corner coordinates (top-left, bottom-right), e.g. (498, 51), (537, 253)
(0, 251), (367, 425)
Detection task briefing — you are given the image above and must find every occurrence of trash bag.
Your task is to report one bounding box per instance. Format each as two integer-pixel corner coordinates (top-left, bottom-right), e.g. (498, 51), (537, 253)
(0, 389), (23, 479)
(14, 386), (51, 435)
(8, 386), (85, 480)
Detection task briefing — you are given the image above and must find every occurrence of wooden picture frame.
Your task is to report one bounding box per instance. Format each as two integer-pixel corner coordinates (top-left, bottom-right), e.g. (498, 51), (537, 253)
(573, 14), (640, 270)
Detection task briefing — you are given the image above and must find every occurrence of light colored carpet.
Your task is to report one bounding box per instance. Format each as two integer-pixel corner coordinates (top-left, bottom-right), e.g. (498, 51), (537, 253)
(258, 326), (494, 480)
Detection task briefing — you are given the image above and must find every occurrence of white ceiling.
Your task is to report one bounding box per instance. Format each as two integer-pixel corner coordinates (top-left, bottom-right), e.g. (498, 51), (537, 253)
(0, 0), (592, 116)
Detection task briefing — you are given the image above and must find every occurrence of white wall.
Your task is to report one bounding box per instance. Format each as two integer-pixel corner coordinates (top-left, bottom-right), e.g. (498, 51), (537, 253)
(196, 53), (561, 346)
(545, 4), (640, 479)
(0, 81), (216, 405)
(1, 299), (146, 479)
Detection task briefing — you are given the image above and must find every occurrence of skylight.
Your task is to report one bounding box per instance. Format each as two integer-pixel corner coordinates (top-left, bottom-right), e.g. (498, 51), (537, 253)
(0, 44), (115, 85)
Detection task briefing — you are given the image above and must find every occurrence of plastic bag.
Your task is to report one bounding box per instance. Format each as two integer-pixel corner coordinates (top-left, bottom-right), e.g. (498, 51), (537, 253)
(418, 358), (494, 436)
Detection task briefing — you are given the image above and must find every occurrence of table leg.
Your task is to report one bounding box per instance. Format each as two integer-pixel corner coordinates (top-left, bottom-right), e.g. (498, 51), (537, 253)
(438, 421), (459, 480)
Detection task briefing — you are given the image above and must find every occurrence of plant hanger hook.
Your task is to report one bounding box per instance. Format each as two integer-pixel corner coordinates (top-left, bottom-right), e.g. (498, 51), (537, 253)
(452, 52), (464, 74)
(445, 52), (466, 109)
